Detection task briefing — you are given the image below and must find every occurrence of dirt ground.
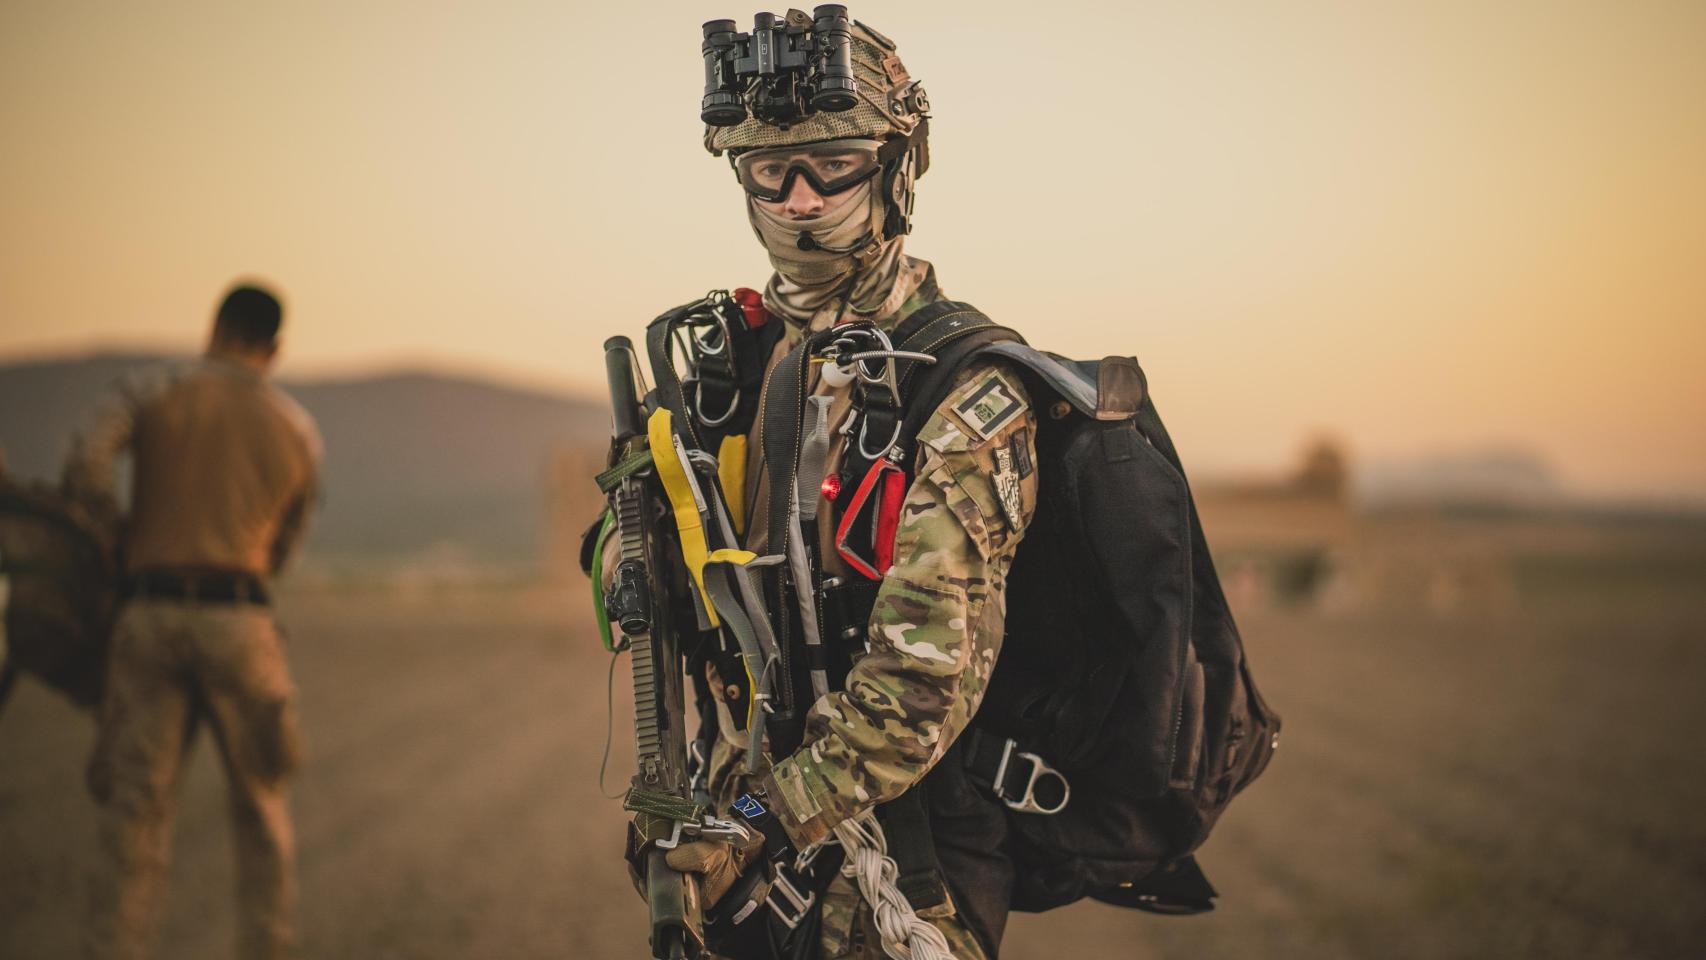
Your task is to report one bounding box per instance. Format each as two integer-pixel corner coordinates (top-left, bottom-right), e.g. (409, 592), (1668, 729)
(3, 557), (1705, 959)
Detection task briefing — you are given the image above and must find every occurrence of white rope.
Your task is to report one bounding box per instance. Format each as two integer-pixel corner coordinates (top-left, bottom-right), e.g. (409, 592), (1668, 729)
(829, 812), (954, 960)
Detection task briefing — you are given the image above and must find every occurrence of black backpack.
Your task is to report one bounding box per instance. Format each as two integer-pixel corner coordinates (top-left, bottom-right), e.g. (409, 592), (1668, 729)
(868, 301), (1283, 915)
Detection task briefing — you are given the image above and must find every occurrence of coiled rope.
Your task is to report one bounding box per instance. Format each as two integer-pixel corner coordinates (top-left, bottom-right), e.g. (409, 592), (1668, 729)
(830, 812), (952, 960)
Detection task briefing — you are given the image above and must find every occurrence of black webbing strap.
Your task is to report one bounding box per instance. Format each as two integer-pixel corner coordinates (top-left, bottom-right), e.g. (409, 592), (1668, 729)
(760, 327), (843, 748)
(959, 727), (1020, 798)
(889, 300), (1008, 395)
(888, 304), (1026, 472)
(761, 334), (815, 587)
(880, 785), (950, 911)
(645, 308), (702, 451)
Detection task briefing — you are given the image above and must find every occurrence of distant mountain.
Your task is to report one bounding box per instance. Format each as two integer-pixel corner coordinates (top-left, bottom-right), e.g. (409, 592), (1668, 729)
(1358, 447), (1561, 507)
(0, 352), (608, 571)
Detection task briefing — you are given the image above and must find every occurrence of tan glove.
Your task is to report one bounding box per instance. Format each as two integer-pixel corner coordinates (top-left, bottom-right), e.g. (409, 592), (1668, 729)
(662, 829), (766, 907)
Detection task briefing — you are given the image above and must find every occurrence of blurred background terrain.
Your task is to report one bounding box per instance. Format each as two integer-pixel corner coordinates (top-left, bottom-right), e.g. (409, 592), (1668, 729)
(3, 352), (1704, 959)
(2, 546), (1702, 959)
(3, 0), (1705, 957)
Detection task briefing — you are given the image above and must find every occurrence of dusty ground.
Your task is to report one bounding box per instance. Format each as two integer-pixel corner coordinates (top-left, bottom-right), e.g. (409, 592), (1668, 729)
(3, 554), (1704, 959)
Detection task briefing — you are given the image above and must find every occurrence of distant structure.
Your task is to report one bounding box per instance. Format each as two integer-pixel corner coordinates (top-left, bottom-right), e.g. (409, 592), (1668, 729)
(1194, 439), (1355, 608)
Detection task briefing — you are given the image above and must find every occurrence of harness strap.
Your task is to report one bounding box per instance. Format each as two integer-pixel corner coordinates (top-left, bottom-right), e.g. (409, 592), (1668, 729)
(891, 307), (1027, 471)
(761, 328), (844, 750)
(831, 301), (1026, 489)
(702, 552), (778, 769)
(717, 435), (749, 536)
(646, 310), (704, 451)
(793, 396), (835, 700)
(890, 301), (1011, 395)
(648, 408), (719, 628)
(879, 786), (950, 911)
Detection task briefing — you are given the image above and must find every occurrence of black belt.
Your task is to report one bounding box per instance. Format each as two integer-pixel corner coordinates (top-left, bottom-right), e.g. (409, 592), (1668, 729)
(123, 568), (271, 606)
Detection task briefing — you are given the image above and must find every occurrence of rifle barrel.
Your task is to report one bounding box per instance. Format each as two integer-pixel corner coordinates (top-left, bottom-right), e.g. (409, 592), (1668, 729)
(604, 336), (644, 443)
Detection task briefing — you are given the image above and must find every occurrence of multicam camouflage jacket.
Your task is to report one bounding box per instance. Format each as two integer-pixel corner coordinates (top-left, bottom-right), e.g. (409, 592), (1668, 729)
(706, 278), (1040, 854)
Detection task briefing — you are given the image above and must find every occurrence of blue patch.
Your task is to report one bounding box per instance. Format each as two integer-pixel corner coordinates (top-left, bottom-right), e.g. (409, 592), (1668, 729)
(734, 794), (767, 819)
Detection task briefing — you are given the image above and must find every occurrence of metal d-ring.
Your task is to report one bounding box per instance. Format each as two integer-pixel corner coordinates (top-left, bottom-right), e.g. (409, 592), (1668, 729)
(993, 739), (1071, 816)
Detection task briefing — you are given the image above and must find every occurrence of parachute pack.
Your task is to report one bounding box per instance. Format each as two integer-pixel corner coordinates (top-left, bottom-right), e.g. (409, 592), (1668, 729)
(871, 301), (1281, 912)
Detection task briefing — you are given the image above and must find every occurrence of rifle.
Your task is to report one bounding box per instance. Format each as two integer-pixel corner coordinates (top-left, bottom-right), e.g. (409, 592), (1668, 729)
(602, 335), (705, 959)
(598, 316), (787, 956)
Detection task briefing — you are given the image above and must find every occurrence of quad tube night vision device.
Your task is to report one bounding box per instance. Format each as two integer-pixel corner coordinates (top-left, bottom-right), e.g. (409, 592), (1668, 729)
(701, 6), (859, 128)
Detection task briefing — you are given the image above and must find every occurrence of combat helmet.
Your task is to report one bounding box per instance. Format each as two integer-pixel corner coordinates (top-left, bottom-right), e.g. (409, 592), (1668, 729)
(700, 8), (931, 239)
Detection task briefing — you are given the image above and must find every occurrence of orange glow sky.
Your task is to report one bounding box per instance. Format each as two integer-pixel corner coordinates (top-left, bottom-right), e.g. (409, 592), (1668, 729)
(2, 1), (1702, 499)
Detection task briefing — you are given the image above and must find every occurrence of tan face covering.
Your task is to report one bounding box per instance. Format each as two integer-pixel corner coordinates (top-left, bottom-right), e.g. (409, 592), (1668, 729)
(748, 181), (925, 329)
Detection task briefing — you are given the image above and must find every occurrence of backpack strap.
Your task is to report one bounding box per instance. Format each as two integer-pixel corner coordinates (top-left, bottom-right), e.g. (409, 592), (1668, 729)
(886, 303), (1026, 470)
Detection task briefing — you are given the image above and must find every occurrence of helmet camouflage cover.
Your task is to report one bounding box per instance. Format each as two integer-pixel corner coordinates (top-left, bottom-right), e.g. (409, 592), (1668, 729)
(704, 17), (930, 155)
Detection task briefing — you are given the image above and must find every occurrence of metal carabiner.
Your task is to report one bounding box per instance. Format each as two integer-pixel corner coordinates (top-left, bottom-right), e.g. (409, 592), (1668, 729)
(854, 413), (903, 464)
(692, 379), (741, 427)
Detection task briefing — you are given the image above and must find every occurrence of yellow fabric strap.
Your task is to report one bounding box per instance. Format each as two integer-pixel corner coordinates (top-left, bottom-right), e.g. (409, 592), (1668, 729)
(717, 435), (748, 536)
(648, 408), (718, 628)
(707, 548), (758, 565)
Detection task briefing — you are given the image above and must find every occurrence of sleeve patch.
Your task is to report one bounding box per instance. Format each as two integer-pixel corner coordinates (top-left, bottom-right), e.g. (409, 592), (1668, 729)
(1010, 428), (1033, 479)
(950, 371), (1026, 442)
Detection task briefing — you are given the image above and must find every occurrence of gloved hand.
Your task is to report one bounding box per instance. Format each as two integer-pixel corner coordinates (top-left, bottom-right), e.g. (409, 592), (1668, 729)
(663, 828), (766, 908)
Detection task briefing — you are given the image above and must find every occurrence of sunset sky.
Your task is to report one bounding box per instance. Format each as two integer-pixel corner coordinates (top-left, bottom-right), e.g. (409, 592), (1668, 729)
(2, 1), (1701, 499)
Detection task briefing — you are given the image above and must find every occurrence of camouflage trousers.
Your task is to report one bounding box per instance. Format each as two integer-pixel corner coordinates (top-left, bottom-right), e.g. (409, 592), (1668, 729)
(814, 874), (989, 959)
(84, 599), (302, 960)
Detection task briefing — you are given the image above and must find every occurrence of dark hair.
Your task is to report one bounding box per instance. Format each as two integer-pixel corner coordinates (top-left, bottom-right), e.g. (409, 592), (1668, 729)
(213, 284), (283, 348)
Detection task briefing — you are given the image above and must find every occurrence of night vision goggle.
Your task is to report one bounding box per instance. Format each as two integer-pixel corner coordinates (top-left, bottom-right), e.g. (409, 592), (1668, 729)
(735, 138), (882, 202)
(701, 6), (859, 128)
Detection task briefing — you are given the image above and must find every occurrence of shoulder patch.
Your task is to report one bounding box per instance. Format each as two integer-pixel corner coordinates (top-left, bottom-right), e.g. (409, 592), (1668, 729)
(949, 370), (1026, 442)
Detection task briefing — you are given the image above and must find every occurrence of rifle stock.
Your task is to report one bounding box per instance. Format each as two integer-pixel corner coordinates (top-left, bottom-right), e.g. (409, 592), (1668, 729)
(603, 336), (706, 959)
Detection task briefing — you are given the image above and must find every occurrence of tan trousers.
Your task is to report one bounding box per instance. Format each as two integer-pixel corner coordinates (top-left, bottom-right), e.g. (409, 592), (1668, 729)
(84, 599), (302, 960)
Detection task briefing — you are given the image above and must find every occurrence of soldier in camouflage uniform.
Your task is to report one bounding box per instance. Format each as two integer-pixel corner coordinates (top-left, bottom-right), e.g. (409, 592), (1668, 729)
(658, 16), (1039, 959)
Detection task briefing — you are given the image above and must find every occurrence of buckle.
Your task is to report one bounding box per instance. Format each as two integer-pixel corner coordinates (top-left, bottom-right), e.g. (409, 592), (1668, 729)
(765, 861), (817, 930)
(993, 738), (1071, 815)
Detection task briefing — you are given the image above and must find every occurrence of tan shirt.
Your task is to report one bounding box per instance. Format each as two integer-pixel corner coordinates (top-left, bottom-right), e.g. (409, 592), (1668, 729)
(64, 357), (322, 577)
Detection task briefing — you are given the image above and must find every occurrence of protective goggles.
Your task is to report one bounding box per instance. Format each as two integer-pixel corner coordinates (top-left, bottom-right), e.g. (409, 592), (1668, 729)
(734, 138), (883, 202)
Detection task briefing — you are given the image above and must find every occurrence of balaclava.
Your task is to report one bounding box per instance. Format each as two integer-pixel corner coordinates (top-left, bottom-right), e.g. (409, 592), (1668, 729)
(705, 16), (931, 330)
